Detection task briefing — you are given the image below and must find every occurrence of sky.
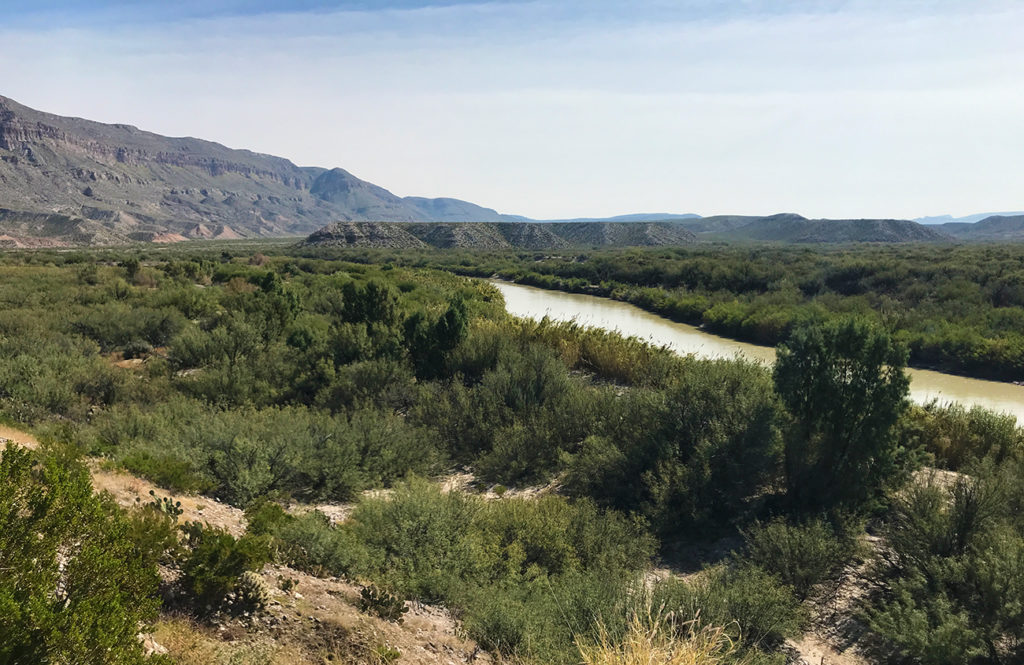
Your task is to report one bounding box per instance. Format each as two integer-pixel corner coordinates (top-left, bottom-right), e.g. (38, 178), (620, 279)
(2, 0), (1023, 219)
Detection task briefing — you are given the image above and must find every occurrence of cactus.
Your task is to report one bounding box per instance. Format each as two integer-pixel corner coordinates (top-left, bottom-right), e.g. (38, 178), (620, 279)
(359, 584), (408, 623)
(236, 570), (270, 611)
(147, 490), (183, 518)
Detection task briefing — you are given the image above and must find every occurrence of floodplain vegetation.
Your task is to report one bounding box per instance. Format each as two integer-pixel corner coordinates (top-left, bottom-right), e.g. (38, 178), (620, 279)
(319, 242), (1024, 381)
(1, 243), (1023, 665)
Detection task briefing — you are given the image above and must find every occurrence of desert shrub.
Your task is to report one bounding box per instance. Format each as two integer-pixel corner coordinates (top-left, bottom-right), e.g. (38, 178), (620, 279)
(177, 522), (273, 614)
(576, 326), (682, 387)
(417, 342), (605, 484)
(315, 358), (417, 412)
(866, 466), (1024, 663)
(473, 383), (604, 484)
(654, 566), (805, 653)
(739, 516), (860, 599)
(0, 444), (161, 664)
(342, 479), (654, 664)
(473, 494), (655, 582)
(274, 510), (372, 577)
(564, 358), (782, 533)
(445, 318), (512, 383)
(110, 403), (437, 506)
(73, 304), (185, 350)
(122, 339), (152, 359)
(0, 334), (126, 422)
(403, 297), (468, 380)
(577, 610), (747, 665)
(127, 504), (183, 566)
(243, 498), (291, 536)
(906, 402), (1024, 470)
(461, 569), (642, 665)
(347, 478), (483, 602)
(121, 450), (213, 494)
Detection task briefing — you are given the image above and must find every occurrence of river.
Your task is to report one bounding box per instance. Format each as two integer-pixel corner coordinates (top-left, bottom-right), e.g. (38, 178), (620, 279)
(493, 281), (1024, 422)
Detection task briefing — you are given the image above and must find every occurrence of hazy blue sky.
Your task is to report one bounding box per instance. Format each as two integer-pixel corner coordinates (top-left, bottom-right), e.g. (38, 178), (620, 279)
(3, 1), (1023, 219)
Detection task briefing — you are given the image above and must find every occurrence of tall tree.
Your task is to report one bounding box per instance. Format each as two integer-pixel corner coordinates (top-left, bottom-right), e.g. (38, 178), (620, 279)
(773, 318), (910, 509)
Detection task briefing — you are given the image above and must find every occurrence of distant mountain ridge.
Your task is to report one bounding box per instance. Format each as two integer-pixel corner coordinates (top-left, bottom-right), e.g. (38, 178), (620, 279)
(916, 212), (1024, 225)
(936, 215), (1024, 240)
(302, 215), (958, 250)
(0, 94), (516, 245)
(680, 214), (950, 243)
(302, 221), (698, 250)
(0, 94), (1017, 247)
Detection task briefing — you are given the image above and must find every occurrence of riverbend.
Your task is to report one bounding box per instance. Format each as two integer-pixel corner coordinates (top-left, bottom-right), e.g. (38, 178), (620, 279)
(494, 280), (1024, 422)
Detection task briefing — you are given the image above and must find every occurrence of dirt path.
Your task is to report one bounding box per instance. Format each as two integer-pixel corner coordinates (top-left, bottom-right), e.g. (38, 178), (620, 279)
(0, 424), (40, 449)
(787, 633), (867, 665)
(89, 463), (248, 536)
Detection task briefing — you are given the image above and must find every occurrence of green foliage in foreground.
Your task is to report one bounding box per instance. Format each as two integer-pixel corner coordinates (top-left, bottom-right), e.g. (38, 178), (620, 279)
(177, 523), (274, 615)
(257, 478), (655, 664)
(866, 463), (1024, 664)
(653, 565), (804, 655)
(0, 444), (162, 665)
(738, 516), (861, 600)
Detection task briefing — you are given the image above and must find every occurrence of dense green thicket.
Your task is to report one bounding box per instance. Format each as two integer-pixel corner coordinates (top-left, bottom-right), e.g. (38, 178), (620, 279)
(0, 445), (164, 665)
(276, 479), (654, 664)
(866, 462), (1024, 663)
(1, 244), (1024, 664)
(312, 243), (1024, 381)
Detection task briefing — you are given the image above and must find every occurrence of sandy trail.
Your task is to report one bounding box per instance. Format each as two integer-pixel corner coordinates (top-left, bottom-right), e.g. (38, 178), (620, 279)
(0, 424), (40, 449)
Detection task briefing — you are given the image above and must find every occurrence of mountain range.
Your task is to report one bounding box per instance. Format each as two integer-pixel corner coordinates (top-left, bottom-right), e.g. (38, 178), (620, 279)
(301, 215), (952, 249)
(0, 94), (1020, 247)
(0, 94), (515, 246)
(915, 212), (1024, 225)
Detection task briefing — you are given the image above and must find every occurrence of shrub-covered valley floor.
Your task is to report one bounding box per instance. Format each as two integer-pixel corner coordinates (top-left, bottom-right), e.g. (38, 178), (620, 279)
(3, 244), (1024, 665)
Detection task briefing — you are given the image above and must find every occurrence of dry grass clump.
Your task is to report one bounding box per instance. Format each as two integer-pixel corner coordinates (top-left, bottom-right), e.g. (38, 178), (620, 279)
(577, 610), (746, 665)
(152, 616), (310, 665)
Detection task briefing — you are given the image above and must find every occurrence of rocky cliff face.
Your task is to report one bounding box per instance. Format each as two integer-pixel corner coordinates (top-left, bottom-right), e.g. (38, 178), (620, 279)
(0, 95), (513, 245)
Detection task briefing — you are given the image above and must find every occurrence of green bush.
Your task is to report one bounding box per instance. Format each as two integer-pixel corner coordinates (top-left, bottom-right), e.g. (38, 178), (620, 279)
(177, 522), (273, 614)
(0, 445), (161, 664)
(244, 498), (291, 536)
(653, 565), (805, 652)
(122, 339), (152, 359)
(866, 467), (1024, 664)
(274, 510), (371, 577)
(564, 358), (782, 533)
(906, 402), (1024, 470)
(739, 516), (859, 599)
(121, 450), (213, 494)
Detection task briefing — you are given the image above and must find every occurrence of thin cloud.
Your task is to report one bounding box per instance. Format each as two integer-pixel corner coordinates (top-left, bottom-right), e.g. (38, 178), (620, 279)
(1, 0), (1021, 218)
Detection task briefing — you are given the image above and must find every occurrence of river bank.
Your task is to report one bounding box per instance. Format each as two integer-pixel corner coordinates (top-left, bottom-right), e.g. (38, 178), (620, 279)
(493, 280), (1024, 422)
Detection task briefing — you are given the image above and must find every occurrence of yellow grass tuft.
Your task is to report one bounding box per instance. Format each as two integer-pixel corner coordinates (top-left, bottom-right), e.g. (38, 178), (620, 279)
(577, 610), (746, 665)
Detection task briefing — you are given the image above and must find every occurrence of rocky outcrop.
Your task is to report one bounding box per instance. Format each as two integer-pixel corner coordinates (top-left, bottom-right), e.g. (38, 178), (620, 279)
(303, 221), (696, 250)
(547, 221), (697, 247)
(304, 222), (428, 249)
